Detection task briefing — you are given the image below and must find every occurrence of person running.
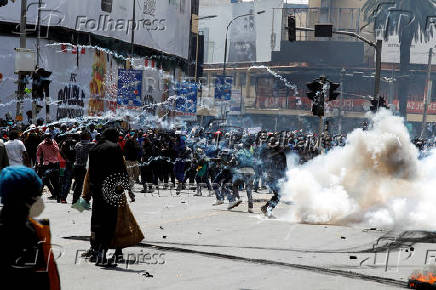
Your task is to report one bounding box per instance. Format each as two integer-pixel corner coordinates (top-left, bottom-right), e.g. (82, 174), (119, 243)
(261, 137), (287, 217)
(72, 130), (94, 204)
(231, 141), (256, 213)
(36, 133), (61, 202)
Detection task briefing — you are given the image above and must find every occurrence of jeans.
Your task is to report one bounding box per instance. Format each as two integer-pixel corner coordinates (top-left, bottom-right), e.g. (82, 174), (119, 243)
(232, 173), (254, 208)
(41, 163), (60, 199)
(212, 169), (233, 201)
(60, 162), (73, 201)
(72, 165), (87, 204)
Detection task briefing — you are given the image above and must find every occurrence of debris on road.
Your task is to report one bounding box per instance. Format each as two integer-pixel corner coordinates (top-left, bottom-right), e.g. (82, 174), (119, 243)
(142, 272), (154, 278)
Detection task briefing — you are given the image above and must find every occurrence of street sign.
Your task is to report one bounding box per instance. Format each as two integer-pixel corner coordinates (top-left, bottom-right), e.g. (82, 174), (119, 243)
(117, 69), (143, 107)
(215, 75), (233, 101)
(315, 24), (333, 37)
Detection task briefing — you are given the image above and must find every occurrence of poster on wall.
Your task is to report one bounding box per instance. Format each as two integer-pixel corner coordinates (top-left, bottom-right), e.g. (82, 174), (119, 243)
(215, 75), (233, 101)
(88, 51), (107, 116)
(228, 3), (257, 62)
(117, 69), (143, 107)
(175, 82), (198, 115)
(56, 72), (86, 119)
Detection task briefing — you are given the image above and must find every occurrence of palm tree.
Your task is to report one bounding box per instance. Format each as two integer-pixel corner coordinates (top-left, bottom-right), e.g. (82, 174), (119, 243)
(362, 0), (436, 117)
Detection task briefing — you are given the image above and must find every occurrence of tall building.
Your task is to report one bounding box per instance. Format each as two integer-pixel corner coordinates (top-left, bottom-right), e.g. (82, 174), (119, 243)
(199, 0), (436, 132)
(0, 0), (198, 121)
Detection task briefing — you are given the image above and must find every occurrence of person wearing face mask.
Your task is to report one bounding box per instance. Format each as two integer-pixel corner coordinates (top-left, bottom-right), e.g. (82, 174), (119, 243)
(0, 166), (60, 290)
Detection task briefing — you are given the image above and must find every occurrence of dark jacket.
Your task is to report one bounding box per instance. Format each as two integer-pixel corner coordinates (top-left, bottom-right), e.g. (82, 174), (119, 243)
(88, 137), (128, 249)
(0, 142), (9, 171)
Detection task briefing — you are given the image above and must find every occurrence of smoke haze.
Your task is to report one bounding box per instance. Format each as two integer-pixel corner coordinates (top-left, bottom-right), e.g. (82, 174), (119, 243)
(282, 110), (436, 229)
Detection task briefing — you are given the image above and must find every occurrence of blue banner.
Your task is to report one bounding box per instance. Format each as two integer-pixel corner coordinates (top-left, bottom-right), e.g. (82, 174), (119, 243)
(175, 82), (198, 114)
(214, 75), (233, 101)
(117, 69), (143, 107)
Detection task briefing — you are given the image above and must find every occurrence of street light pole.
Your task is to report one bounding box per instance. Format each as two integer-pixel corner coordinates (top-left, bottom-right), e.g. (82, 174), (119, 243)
(130, 0), (136, 57)
(16, 0), (27, 123)
(222, 10), (265, 119)
(374, 39), (382, 99)
(193, 15), (217, 81)
(338, 67), (345, 134)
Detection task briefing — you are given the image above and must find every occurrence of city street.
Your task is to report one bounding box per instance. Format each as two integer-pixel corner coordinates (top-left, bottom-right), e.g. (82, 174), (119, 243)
(41, 185), (429, 290)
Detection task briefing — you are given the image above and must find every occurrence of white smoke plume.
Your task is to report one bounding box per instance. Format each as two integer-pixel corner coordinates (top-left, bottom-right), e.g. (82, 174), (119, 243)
(282, 109), (436, 229)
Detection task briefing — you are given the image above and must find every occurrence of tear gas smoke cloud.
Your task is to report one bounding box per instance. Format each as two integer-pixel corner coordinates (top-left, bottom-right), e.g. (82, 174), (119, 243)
(282, 110), (436, 229)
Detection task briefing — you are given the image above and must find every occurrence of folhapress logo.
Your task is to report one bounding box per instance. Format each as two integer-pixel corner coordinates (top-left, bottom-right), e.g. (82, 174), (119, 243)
(75, 15), (166, 34)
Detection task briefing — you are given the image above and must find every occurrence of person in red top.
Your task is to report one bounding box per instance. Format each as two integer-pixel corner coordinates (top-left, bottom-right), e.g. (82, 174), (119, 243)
(118, 134), (126, 151)
(36, 133), (61, 203)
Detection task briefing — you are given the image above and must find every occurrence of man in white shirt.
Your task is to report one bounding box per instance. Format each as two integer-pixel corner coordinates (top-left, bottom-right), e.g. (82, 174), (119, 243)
(5, 129), (29, 167)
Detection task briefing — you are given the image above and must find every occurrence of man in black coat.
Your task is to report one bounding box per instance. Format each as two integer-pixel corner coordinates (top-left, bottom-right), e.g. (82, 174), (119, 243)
(88, 127), (128, 267)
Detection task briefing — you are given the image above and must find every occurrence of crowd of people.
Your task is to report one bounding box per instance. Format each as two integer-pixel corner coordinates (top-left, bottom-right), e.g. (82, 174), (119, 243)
(0, 120), (433, 216)
(0, 121), (344, 216)
(1, 118), (435, 286)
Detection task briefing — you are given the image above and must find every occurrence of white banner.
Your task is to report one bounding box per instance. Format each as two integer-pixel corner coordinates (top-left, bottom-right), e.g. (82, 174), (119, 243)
(0, 0), (191, 59)
(381, 33), (436, 65)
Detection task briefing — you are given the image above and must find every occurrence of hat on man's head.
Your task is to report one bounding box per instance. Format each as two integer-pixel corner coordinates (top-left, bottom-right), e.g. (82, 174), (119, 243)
(0, 166), (43, 206)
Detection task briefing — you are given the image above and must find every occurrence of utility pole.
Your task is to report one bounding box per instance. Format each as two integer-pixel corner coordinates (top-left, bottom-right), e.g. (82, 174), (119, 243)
(32, 0), (41, 124)
(338, 67), (345, 134)
(16, 0), (27, 123)
(374, 39), (382, 99)
(420, 48), (433, 138)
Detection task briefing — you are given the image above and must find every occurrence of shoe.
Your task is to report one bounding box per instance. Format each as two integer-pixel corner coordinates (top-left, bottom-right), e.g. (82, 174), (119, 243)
(261, 205), (268, 216)
(61, 200), (67, 204)
(48, 196), (57, 200)
(227, 200), (242, 210)
(95, 252), (117, 268)
(128, 192), (135, 202)
(212, 200), (224, 206)
(141, 189), (147, 193)
(193, 192), (202, 197)
(96, 259), (117, 268)
(112, 254), (125, 264)
(89, 254), (98, 263)
(261, 205), (273, 217)
(248, 208), (254, 213)
(81, 248), (95, 258)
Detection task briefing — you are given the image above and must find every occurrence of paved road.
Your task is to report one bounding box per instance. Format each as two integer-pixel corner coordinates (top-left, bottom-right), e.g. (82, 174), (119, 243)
(39, 185), (431, 289)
